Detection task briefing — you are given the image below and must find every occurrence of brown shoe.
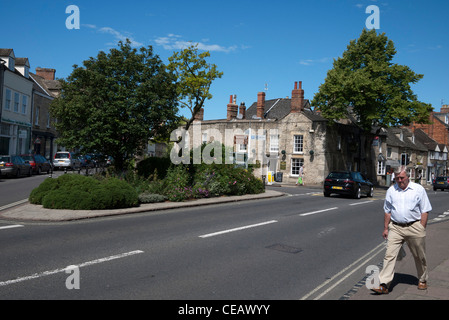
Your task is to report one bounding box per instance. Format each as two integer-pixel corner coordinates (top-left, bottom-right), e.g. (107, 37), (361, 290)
(371, 284), (389, 294)
(418, 281), (427, 290)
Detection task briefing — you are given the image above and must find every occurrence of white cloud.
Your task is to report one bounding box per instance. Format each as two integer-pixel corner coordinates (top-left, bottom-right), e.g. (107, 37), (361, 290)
(98, 27), (143, 47)
(154, 34), (238, 53)
(299, 57), (331, 66)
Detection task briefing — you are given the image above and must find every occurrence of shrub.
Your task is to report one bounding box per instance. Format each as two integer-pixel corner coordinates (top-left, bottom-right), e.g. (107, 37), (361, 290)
(30, 174), (139, 210)
(138, 192), (167, 203)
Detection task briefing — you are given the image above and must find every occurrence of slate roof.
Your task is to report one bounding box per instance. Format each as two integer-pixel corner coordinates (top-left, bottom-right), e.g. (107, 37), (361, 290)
(245, 98), (326, 122)
(386, 127), (427, 151)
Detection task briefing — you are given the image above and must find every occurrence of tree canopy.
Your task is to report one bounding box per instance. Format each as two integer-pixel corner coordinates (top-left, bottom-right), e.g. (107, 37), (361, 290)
(312, 29), (432, 132)
(51, 40), (179, 171)
(168, 44), (223, 131)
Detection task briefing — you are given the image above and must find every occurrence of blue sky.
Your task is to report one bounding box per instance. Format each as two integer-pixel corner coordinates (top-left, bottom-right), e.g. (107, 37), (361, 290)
(2, 0), (448, 120)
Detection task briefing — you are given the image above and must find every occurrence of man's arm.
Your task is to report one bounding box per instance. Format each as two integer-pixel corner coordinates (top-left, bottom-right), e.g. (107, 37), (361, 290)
(383, 212), (391, 239)
(420, 212), (429, 228)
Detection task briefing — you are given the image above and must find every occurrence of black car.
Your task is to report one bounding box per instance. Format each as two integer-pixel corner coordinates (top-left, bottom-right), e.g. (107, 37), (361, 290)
(324, 171), (374, 199)
(0, 155), (33, 178)
(432, 176), (449, 191)
(20, 154), (52, 174)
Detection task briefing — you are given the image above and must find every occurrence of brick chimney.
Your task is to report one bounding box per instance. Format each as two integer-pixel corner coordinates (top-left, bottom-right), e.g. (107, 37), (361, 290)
(239, 102), (246, 119)
(291, 81), (304, 113)
(227, 95), (238, 120)
(36, 67), (56, 80)
(257, 92), (265, 118)
(441, 105), (449, 113)
(194, 107), (204, 121)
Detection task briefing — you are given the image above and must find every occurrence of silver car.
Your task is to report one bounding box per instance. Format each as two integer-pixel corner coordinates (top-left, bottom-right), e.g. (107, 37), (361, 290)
(0, 155), (33, 178)
(53, 152), (81, 170)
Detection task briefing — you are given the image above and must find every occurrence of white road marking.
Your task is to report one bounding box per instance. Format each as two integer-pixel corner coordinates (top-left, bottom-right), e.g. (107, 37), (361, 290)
(199, 220), (278, 238)
(0, 225), (24, 230)
(300, 242), (385, 300)
(0, 199), (28, 211)
(299, 207), (339, 217)
(349, 201), (374, 206)
(0, 250), (144, 287)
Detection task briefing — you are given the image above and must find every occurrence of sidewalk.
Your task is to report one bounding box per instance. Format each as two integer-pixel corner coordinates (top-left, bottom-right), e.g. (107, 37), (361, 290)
(0, 189), (284, 222)
(348, 219), (449, 300)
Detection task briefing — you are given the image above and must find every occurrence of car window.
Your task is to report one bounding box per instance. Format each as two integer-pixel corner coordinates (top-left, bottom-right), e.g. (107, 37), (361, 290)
(55, 153), (70, 159)
(21, 155), (33, 161)
(0, 156), (10, 162)
(328, 172), (351, 179)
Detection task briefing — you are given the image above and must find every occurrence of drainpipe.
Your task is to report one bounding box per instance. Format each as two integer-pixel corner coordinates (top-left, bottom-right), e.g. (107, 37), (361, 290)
(0, 61), (4, 127)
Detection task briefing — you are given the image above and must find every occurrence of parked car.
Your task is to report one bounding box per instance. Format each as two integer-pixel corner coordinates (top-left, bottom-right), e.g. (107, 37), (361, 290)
(324, 171), (374, 199)
(0, 155), (33, 178)
(78, 154), (95, 168)
(432, 176), (449, 191)
(53, 151), (81, 171)
(20, 154), (52, 174)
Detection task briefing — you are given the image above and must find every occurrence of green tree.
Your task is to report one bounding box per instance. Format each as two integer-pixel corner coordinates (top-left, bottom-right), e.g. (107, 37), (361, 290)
(168, 44), (223, 131)
(51, 40), (179, 172)
(312, 29), (432, 131)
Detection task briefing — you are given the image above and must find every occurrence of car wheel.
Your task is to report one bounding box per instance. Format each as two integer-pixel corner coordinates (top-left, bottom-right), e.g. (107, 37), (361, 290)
(354, 187), (361, 199)
(368, 187), (374, 197)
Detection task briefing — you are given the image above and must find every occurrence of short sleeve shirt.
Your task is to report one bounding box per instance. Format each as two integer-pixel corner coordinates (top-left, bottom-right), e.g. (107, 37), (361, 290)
(384, 182), (432, 224)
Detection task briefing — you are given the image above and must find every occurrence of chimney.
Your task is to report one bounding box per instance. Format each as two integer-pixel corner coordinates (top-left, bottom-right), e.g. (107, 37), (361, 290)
(194, 107), (204, 121)
(291, 81), (304, 113)
(441, 105), (449, 113)
(35, 67), (56, 80)
(257, 92), (265, 118)
(227, 95), (238, 120)
(239, 102), (246, 119)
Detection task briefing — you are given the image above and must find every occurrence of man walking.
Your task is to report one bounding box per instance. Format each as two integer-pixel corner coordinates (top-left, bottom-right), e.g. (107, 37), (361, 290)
(371, 166), (432, 294)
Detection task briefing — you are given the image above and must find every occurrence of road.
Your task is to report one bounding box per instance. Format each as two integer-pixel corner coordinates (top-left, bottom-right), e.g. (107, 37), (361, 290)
(0, 178), (448, 300)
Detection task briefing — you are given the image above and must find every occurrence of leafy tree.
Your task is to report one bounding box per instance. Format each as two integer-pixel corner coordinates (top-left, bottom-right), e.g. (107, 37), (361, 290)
(312, 29), (432, 132)
(51, 40), (179, 171)
(168, 44), (223, 131)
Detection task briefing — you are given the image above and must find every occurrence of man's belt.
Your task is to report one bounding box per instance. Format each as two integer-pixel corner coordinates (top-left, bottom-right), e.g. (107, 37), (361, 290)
(392, 220), (420, 227)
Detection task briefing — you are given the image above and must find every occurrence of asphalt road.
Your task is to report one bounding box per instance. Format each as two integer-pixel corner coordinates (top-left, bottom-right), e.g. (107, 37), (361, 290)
(0, 181), (448, 300)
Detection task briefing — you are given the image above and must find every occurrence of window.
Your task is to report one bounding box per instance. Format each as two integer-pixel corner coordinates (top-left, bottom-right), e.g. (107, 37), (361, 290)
(22, 95), (27, 114)
(270, 134), (279, 153)
(14, 92), (19, 112)
(377, 161), (386, 175)
(46, 112), (51, 128)
(35, 107), (40, 125)
(293, 135), (303, 153)
(5, 89), (11, 110)
(401, 153), (409, 166)
(337, 136), (341, 151)
(387, 147), (392, 158)
(291, 158), (304, 176)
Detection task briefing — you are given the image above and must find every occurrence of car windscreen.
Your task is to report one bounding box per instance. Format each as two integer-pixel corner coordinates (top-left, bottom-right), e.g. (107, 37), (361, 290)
(55, 153), (70, 159)
(327, 172), (351, 179)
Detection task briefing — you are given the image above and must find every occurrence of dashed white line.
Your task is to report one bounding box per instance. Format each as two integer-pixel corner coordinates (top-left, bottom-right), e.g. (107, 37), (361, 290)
(199, 220), (278, 238)
(349, 201), (374, 206)
(0, 225), (24, 230)
(299, 207), (339, 217)
(0, 250), (144, 287)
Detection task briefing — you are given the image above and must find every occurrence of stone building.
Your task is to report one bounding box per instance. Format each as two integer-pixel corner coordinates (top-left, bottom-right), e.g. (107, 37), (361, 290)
(182, 82), (367, 186)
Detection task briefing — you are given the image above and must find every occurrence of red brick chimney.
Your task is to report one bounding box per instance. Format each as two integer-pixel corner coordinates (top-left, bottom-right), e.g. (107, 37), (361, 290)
(227, 95), (238, 120)
(239, 102), (246, 119)
(35, 67), (56, 80)
(257, 92), (265, 118)
(291, 81), (304, 113)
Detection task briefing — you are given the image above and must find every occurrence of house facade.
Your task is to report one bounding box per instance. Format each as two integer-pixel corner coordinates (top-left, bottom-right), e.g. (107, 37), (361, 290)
(30, 68), (60, 158)
(0, 49), (33, 155)
(181, 82), (368, 186)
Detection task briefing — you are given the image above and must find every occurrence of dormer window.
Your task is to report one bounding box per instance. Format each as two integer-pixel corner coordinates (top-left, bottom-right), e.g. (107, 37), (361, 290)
(8, 57), (15, 71)
(400, 132), (404, 141)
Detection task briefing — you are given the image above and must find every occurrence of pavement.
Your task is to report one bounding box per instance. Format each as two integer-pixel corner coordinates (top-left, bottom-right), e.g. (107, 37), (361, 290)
(1, 183), (448, 300)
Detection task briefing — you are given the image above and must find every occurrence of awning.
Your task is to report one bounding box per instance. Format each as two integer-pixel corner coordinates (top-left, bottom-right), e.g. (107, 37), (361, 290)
(386, 160), (400, 168)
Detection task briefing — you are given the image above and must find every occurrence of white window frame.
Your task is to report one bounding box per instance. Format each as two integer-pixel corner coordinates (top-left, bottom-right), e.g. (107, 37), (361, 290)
(377, 161), (386, 175)
(5, 89), (11, 110)
(291, 158), (304, 176)
(22, 95), (27, 114)
(270, 134), (279, 153)
(293, 135), (304, 154)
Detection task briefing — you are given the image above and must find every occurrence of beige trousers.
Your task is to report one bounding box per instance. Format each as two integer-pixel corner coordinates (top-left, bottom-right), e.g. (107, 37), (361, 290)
(379, 221), (427, 286)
